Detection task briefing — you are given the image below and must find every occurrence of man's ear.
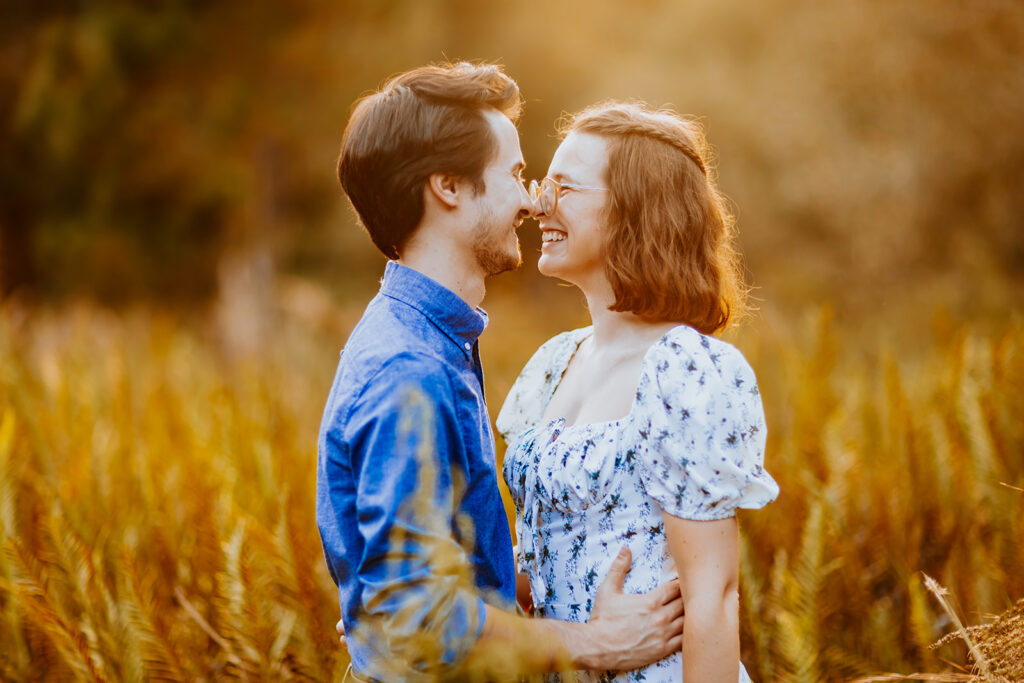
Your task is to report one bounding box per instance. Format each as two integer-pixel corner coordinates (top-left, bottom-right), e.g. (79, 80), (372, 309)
(426, 172), (461, 209)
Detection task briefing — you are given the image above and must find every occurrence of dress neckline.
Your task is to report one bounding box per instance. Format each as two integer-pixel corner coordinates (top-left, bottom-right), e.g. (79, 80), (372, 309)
(543, 415), (622, 435)
(539, 323), (694, 432)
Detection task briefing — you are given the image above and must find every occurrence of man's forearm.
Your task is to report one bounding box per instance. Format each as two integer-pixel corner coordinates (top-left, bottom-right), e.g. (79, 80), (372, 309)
(462, 547), (685, 677)
(464, 604), (602, 675)
(530, 612), (609, 670)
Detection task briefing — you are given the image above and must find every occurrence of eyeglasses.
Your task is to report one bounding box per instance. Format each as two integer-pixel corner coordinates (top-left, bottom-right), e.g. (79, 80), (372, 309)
(528, 177), (607, 216)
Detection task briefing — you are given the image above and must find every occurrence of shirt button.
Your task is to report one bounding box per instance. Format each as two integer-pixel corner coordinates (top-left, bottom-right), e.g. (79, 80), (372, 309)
(464, 342), (471, 350)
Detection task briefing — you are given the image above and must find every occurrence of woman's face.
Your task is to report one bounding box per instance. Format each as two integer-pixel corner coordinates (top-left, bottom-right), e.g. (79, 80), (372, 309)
(536, 131), (611, 287)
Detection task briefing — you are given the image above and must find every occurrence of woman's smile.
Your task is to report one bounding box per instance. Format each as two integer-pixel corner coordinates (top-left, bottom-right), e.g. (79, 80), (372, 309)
(541, 229), (567, 243)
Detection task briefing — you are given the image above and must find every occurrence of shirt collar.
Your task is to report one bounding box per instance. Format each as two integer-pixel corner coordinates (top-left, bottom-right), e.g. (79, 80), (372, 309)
(380, 261), (488, 355)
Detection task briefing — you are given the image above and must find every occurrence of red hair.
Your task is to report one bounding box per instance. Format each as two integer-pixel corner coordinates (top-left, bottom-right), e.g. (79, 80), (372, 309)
(562, 101), (747, 334)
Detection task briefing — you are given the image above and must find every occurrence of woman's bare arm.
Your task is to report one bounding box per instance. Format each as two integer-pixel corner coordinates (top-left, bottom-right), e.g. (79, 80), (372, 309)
(662, 513), (741, 682)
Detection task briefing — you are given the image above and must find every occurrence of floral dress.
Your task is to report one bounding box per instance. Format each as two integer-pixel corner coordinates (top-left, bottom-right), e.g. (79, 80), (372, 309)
(496, 325), (779, 682)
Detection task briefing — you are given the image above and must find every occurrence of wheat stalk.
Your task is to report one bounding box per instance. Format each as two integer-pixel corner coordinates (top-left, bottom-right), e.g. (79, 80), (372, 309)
(921, 573), (995, 682)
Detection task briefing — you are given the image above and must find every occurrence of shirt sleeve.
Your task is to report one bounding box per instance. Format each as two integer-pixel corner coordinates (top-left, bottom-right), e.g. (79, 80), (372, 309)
(343, 352), (485, 673)
(628, 332), (779, 520)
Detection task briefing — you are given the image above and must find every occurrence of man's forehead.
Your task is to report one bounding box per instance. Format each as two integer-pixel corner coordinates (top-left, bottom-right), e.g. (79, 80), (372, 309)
(483, 109), (524, 161)
(488, 109), (518, 132)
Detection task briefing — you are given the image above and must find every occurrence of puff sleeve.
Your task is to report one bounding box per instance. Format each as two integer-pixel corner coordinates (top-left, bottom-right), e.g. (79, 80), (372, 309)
(628, 328), (779, 520)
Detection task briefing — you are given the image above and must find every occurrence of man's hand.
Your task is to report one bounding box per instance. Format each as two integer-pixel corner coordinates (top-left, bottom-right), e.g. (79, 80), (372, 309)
(336, 618), (346, 647)
(584, 546), (684, 671)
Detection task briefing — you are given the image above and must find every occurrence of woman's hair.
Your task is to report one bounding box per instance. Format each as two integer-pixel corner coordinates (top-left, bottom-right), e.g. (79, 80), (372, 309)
(561, 101), (747, 334)
(338, 62), (522, 259)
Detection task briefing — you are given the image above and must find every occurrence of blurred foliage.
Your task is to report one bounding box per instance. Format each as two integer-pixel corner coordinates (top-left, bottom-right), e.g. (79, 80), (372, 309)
(1, 0), (1023, 322)
(3, 2), (1022, 679)
(1, 300), (1022, 679)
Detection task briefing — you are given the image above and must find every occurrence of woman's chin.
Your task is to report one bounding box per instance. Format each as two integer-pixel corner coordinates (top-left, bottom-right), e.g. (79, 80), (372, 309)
(536, 254), (560, 278)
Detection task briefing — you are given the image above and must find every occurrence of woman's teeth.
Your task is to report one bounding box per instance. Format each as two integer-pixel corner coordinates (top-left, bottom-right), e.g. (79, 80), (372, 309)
(541, 230), (566, 243)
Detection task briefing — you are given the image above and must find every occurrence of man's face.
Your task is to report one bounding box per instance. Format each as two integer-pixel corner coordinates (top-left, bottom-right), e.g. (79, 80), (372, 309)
(467, 109), (534, 277)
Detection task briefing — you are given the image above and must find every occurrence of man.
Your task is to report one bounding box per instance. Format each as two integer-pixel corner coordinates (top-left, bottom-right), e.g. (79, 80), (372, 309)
(317, 62), (682, 681)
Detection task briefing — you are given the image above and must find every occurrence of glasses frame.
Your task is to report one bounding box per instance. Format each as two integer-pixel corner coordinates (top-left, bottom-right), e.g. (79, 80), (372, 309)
(529, 177), (607, 216)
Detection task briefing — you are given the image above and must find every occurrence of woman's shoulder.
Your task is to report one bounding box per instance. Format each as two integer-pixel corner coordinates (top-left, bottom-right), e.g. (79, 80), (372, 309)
(533, 326), (594, 364)
(642, 325), (756, 389)
(496, 326), (593, 443)
(631, 325), (776, 520)
(512, 326), (593, 388)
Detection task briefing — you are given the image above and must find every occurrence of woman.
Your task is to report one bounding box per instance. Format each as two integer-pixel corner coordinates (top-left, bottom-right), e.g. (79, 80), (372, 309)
(496, 101), (779, 682)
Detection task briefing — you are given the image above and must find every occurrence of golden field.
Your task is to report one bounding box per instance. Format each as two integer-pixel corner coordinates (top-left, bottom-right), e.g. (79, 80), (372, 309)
(4, 2), (1024, 680)
(0, 297), (1021, 681)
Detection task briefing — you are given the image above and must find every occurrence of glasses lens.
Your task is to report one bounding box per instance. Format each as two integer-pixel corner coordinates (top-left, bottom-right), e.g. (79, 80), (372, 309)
(539, 178), (558, 215)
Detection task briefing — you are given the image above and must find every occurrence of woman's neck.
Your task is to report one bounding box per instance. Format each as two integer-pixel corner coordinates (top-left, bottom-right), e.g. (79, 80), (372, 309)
(582, 281), (677, 351)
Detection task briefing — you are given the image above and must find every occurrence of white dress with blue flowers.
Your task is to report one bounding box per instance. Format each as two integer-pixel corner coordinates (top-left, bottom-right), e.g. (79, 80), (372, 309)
(496, 325), (779, 682)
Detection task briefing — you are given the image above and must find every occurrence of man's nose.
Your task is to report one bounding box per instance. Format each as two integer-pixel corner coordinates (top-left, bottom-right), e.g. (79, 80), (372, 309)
(519, 185), (538, 219)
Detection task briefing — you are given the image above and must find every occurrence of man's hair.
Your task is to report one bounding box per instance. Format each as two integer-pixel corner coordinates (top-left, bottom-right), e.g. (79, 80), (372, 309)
(561, 101), (747, 334)
(338, 62), (522, 259)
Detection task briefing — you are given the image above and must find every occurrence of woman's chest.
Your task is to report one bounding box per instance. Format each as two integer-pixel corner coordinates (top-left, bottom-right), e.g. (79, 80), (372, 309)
(541, 351), (646, 427)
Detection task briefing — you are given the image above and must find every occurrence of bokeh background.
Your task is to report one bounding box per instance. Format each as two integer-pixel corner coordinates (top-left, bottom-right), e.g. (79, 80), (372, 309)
(1, 1), (1022, 680)
(4, 0), (1023, 322)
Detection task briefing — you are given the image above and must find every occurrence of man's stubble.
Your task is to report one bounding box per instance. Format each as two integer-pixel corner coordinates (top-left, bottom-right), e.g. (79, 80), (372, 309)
(471, 210), (522, 277)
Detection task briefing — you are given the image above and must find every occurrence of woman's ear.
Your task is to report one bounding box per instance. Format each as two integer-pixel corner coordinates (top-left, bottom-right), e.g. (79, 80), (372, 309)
(426, 172), (461, 209)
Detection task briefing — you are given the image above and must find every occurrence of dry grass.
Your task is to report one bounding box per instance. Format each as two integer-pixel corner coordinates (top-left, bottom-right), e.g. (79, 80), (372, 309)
(0, 304), (345, 680)
(925, 577), (1024, 683)
(0, 299), (1021, 680)
(853, 576), (1024, 682)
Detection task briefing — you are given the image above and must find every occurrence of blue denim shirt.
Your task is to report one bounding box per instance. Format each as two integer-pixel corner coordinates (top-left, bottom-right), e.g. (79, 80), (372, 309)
(317, 262), (516, 679)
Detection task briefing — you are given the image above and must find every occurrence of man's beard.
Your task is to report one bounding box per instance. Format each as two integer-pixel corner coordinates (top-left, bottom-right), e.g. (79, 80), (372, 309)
(472, 214), (522, 277)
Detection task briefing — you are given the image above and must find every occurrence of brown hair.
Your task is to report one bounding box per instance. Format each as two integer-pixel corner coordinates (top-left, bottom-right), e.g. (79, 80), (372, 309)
(562, 101), (747, 334)
(338, 62), (522, 259)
